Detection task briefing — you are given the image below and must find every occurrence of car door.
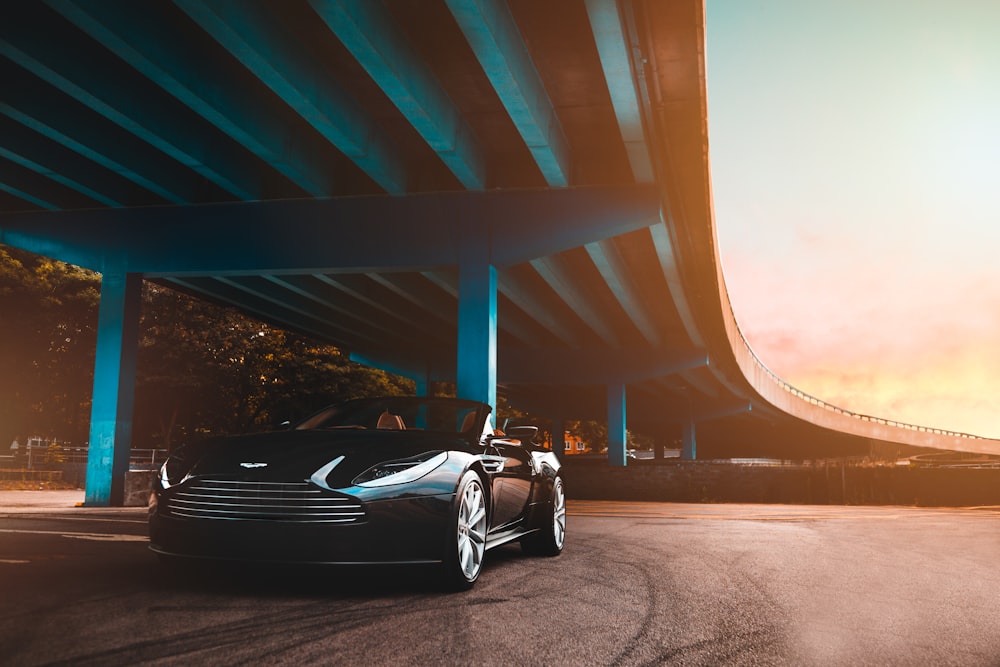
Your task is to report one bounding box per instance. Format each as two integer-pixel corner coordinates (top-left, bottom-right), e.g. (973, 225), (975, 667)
(486, 438), (534, 529)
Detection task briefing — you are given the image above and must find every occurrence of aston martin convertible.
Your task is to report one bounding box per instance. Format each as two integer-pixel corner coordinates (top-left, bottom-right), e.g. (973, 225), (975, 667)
(148, 396), (565, 589)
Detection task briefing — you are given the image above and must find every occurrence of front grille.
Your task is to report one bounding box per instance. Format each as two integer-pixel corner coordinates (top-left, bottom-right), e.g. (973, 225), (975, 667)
(165, 479), (365, 523)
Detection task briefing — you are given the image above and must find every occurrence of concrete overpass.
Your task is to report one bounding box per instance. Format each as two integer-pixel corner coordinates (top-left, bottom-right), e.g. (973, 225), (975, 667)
(1, 0), (997, 505)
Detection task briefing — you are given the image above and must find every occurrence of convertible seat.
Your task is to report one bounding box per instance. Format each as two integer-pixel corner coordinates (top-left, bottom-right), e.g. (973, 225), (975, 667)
(376, 411), (405, 430)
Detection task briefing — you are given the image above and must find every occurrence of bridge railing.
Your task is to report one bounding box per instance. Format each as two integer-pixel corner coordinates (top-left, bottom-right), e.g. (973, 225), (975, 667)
(726, 304), (986, 441)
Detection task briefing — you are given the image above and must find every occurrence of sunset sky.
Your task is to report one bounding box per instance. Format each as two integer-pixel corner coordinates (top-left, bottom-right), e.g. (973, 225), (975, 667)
(705, 1), (1000, 438)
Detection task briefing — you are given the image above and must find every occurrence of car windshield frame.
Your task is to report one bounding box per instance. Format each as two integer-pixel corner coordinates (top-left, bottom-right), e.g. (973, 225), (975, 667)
(294, 397), (490, 436)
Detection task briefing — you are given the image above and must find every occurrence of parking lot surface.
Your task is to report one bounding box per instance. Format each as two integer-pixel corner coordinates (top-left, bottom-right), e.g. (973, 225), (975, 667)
(3, 496), (1000, 665)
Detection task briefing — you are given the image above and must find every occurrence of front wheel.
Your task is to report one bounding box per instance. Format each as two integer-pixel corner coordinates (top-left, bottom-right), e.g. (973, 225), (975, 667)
(521, 475), (566, 557)
(441, 471), (488, 590)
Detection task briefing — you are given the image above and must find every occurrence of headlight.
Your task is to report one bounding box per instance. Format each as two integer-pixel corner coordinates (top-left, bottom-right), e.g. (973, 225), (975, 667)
(353, 451), (448, 488)
(158, 452), (192, 489)
(309, 455), (346, 491)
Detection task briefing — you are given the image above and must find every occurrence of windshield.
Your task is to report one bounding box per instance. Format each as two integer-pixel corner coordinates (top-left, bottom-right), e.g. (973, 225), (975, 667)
(295, 397), (488, 435)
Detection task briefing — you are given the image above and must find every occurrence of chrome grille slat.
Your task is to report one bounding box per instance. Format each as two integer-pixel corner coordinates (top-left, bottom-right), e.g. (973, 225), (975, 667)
(175, 492), (336, 502)
(177, 507), (358, 521)
(168, 510), (361, 523)
(171, 499), (362, 511)
(185, 488), (323, 496)
(165, 478), (365, 523)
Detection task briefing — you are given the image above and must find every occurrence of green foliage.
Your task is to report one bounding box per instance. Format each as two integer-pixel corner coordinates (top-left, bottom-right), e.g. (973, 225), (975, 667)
(135, 283), (414, 449)
(0, 246), (99, 446)
(43, 442), (65, 465)
(0, 245), (654, 455)
(572, 419), (608, 451)
(0, 246), (414, 450)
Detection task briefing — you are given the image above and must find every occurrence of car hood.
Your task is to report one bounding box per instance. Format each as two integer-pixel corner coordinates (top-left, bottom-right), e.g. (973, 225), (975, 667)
(183, 429), (473, 488)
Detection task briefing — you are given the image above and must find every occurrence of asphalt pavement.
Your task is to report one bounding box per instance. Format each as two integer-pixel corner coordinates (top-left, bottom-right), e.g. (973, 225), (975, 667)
(0, 490), (86, 514)
(3, 494), (1000, 665)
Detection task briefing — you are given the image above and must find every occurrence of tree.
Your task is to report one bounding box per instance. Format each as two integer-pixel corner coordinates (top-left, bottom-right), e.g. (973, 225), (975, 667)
(0, 246), (99, 447)
(1, 245), (414, 452)
(2, 245), (653, 455)
(134, 283), (414, 450)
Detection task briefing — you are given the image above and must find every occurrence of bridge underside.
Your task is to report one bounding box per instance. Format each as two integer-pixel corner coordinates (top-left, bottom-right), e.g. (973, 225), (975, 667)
(0, 1), (989, 503)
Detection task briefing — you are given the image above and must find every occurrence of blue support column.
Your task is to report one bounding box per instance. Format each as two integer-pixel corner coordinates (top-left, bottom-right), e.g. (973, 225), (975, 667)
(413, 374), (430, 429)
(607, 383), (627, 467)
(456, 255), (497, 422)
(681, 418), (697, 460)
(414, 373), (429, 397)
(85, 268), (142, 506)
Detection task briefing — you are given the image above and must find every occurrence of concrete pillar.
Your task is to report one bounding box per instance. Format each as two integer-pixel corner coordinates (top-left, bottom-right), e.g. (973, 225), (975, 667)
(456, 255), (497, 422)
(607, 383), (627, 467)
(681, 418), (697, 460)
(551, 416), (565, 460)
(85, 269), (142, 507)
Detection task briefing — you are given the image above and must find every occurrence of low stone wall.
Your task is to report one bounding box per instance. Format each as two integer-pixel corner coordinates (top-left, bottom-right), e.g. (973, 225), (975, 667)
(125, 470), (157, 507)
(561, 459), (1000, 507)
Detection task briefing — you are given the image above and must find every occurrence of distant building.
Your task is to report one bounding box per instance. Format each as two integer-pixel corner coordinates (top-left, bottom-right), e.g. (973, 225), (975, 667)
(544, 430), (589, 456)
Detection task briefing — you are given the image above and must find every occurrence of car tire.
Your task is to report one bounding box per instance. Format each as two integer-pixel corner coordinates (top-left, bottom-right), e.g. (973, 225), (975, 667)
(521, 475), (566, 557)
(441, 471), (488, 591)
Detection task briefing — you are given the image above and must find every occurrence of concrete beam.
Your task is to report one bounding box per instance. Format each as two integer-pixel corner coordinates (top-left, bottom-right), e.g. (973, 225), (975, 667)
(0, 3), (259, 199)
(0, 185), (659, 274)
(309, 0), (485, 190)
(178, 0), (408, 194)
(500, 347), (707, 385)
(584, 0), (653, 183)
(444, 0), (571, 186)
(48, 0), (335, 197)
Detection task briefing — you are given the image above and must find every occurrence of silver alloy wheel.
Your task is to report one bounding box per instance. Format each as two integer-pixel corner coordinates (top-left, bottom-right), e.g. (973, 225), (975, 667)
(552, 477), (566, 549)
(456, 477), (487, 581)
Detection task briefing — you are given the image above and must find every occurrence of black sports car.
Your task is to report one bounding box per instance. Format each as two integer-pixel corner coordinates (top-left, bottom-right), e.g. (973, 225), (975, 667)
(149, 396), (565, 589)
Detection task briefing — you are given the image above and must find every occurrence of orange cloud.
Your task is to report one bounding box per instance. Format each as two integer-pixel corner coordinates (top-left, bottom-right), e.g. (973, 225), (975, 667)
(722, 249), (1000, 438)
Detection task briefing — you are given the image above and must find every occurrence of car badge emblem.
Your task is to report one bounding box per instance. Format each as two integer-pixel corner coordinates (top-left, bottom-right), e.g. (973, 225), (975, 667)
(240, 462), (268, 468)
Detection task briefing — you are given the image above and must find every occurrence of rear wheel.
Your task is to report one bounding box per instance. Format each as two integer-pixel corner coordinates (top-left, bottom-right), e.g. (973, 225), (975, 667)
(441, 471), (488, 590)
(521, 475), (565, 556)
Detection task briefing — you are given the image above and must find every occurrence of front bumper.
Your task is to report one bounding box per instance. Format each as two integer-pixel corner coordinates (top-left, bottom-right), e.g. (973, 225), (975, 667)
(149, 493), (454, 565)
